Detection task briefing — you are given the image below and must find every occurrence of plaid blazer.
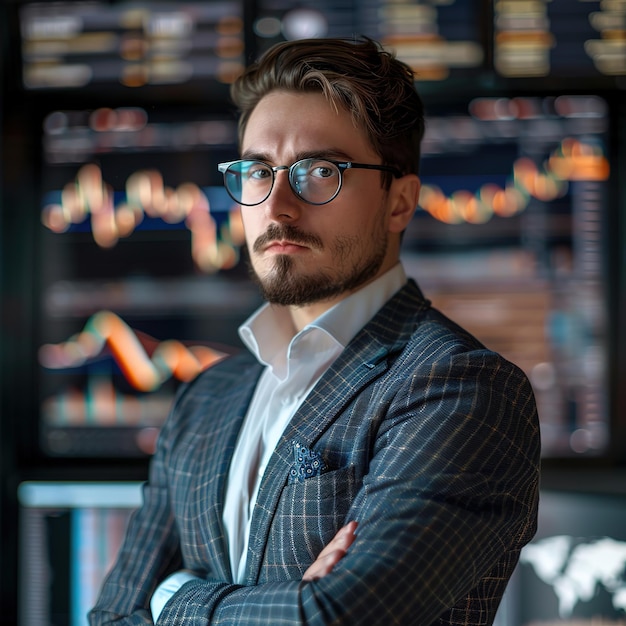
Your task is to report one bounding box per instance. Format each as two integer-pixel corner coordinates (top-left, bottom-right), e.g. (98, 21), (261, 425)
(90, 280), (540, 625)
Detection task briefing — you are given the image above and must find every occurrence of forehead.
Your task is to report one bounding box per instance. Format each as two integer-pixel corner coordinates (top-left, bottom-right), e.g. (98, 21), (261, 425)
(241, 90), (376, 160)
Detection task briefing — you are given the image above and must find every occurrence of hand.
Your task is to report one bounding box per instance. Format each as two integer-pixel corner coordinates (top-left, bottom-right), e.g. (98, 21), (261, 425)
(302, 521), (358, 582)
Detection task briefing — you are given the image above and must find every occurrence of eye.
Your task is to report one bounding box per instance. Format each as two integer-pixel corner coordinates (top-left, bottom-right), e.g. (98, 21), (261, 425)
(246, 162), (272, 180)
(308, 161), (338, 179)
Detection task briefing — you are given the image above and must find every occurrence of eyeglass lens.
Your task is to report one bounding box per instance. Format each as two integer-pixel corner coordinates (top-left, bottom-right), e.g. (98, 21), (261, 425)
(223, 159), (342, 206)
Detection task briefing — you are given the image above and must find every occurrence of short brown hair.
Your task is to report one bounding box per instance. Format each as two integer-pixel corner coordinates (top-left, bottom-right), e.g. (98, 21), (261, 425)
(230, 37), (425, 180)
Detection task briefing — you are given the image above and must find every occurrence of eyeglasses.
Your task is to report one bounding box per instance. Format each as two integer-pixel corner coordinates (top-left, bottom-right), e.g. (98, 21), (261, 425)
(217, 158), (403, 206)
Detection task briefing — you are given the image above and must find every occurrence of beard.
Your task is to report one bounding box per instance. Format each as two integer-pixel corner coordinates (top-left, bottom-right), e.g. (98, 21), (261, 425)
(248, 221), (388, 307)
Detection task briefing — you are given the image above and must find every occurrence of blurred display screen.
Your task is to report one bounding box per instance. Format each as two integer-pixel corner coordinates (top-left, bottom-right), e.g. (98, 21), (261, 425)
(494, 0), (626, 77)
(17, 481), (142, 626)
(19, 1), (245, 89)
(252, 0), (624, 81)
(18, 0), (625, 91)
(404, 94), (610, 457)
(496, 490), (626, 625)
(254, 0), (486, 81)
(37, 105), (262, 457)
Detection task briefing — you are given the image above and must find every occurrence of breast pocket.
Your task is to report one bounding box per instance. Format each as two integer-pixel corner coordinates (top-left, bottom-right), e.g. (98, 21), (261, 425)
(259, 465), (358, 582)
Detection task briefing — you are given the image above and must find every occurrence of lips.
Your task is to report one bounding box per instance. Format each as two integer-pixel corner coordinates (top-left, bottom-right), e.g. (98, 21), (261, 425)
(253, 225), (323, 253)
(264, 240), (309, 253)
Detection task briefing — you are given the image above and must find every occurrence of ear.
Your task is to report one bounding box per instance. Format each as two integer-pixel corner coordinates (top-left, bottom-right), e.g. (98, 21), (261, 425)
(388, 173), (421, 234)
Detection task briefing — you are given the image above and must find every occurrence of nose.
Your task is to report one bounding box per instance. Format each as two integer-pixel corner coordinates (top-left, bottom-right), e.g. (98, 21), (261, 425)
(264, 168), (301, 222)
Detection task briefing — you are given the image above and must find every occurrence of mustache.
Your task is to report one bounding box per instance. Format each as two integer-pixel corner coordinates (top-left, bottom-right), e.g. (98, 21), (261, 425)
(253, 224), (323, 253)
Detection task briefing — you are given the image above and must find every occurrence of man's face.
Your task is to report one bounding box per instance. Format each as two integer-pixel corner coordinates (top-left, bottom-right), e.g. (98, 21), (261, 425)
(240, 90), (399, 308)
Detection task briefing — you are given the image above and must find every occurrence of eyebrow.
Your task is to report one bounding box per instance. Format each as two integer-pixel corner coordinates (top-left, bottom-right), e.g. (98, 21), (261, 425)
(240, 148), (354, 164)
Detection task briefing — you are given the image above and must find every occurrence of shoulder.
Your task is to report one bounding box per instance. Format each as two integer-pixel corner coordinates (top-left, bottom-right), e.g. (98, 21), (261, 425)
(158, 351), (261, 436)
(369, 279), (488, 361)
(172, 349), (261, 407)
(376, 296), (540, 469)
(377, 281), (537, 416)
(405, 304), (535, 405)
(186, 350), (260, 390)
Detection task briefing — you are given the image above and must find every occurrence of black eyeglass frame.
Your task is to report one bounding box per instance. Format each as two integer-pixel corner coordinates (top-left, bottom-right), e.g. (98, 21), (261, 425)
(217, 158), (404, 206)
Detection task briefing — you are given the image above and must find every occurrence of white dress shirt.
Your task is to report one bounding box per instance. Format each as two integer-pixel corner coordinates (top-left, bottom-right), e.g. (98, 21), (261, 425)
(150, 263), (407, 621)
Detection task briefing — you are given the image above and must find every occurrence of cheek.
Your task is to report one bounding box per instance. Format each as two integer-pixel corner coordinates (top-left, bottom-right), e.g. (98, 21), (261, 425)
(334, 197), (388, 237)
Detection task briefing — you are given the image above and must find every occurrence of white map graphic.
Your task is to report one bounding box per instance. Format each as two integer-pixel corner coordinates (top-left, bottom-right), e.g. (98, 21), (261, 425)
(520, 536), (626, 618)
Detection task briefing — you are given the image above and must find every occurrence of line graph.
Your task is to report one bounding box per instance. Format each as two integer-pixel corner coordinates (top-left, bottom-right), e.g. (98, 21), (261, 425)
(41, 135), (609, 260)
(418, 137), (610, 224)
(41, 163), (245, 273)
(39, 311), (232, 430)
(39, 310), (228, 392)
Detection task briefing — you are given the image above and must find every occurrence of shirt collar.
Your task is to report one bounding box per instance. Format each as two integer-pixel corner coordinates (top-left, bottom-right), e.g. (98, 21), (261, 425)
(239, 263), (407, 366)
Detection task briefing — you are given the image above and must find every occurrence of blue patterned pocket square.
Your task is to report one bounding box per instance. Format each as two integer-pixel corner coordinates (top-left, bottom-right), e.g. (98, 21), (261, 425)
(289, 441), (326, 483)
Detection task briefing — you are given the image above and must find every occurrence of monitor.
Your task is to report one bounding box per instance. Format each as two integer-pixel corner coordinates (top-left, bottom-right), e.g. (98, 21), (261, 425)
(496, 488), (626, 625)
(17, 481), (143, 626)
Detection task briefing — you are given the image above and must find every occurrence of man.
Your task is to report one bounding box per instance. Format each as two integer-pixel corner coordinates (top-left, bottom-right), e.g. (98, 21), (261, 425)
(90, 37), (540, 625)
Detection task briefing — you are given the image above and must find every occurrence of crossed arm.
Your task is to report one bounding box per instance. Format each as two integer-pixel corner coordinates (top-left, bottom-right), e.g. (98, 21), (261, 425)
(89, 350), (540, 626)
(150, 522), (357, 622)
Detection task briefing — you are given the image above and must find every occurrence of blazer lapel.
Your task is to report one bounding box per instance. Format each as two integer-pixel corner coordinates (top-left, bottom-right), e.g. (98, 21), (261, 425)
(283, 279), (428, 457)
(192, 356), (263, 581)
(243, 281), (429, 583)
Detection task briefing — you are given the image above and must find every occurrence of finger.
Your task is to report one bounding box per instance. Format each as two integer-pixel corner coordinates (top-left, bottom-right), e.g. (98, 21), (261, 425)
(303, 548), (347, 581)
(302, 521), (358, 581)
(333, 520), (357, 550)
(313, 521), (357, 561)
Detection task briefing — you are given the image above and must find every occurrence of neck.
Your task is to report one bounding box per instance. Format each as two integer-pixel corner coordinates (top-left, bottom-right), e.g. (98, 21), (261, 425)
(286, 300), (339, 333)
(284, 266), (390, 332)
(274, 256), (403, 333)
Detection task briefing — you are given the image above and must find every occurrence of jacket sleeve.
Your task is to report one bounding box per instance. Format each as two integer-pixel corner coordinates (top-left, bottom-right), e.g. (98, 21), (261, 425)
(88, 388), (188, 626)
